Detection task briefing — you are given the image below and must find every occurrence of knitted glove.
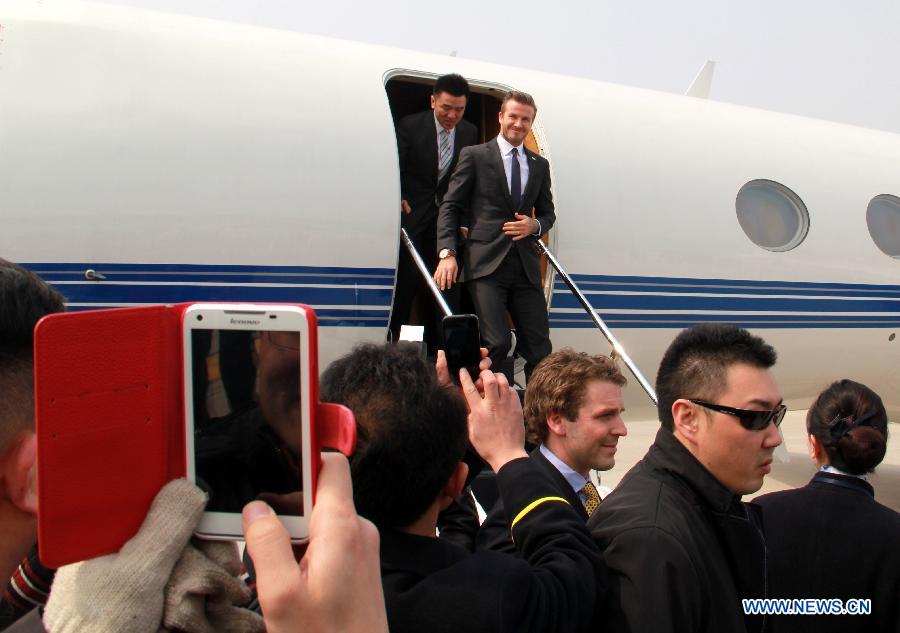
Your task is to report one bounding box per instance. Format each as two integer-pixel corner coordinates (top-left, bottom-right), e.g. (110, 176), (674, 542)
(43, 479), (206, 633)
(162, 539), (263, 633)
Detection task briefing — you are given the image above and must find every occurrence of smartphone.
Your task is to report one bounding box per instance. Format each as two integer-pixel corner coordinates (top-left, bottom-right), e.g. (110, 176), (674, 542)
(183, 303), (312, 542)
(442, 314), (482, 375)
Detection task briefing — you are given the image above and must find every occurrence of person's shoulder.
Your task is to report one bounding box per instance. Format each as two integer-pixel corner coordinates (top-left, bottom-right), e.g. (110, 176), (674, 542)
(590, 466), (664, 537)
(457, 118), (477, 135)
(752, 484), (809, 511)
(869, 496), (900, 531)
(398, 110), (430, 130)
(590, 461), (702, 542)
(524, 147), (549, 166)
(457, 141), (493, 162)
(465, 140), (493, 153)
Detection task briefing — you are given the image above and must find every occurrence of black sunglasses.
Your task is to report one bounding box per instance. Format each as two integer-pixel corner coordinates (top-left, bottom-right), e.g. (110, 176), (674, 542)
(688, 399), (787, 431)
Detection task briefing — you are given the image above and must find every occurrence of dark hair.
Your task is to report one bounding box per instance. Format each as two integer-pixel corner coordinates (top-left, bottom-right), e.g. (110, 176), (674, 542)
(433, 73), (470, 99)
(0, 259), (66, 359)
(524, 348), (626, 445)
(320, 343), (468, 529)
(0, 259), (66, 448)
(501, 90), (537, 115)
(807, 379), (888, 475)
(656, 324), (777, 430)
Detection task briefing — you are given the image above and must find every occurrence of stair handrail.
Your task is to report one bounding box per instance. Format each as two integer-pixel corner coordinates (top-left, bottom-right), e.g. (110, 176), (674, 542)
(535, 239), (658, 404)
(400, 228), (453, 318)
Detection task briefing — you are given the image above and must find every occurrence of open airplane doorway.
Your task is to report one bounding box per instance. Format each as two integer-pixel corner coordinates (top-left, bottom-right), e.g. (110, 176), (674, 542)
(384, 73), (556, 359)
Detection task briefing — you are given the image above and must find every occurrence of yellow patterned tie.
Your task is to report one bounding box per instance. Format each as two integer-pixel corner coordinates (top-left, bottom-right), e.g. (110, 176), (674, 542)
(581, 481), (602, 517)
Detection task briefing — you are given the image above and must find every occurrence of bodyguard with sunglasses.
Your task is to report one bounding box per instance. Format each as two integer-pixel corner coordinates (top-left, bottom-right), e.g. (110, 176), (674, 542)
(589, 324), (783, 633)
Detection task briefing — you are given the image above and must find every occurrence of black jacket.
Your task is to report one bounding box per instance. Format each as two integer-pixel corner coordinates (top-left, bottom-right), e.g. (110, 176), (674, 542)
(477, 447), (587, 554)
(753, 471), (900, 633)
(380, 456), (604, 633)
(396, 110), (477, 237)
(588, 428), (768, 633)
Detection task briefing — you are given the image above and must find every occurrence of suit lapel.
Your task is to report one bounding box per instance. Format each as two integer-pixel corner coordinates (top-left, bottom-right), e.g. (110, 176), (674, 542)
(488, 139), (513, 208)
(422, 111), (439, 182)
(530, 449), (589, 520)
(521, 148), (542, 208)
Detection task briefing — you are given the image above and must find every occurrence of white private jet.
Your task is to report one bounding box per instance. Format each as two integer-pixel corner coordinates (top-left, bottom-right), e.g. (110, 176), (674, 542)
(3, 0), (899, 503)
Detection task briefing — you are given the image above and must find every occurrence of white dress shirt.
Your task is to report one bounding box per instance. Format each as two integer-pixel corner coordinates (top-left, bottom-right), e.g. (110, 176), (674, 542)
(496, 135), (541, 235)
(539, 444), (591, 502)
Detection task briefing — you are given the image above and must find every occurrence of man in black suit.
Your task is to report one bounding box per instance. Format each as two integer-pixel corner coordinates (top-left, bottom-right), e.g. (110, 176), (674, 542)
(435, 90), (555, 380)
(478, 348), (627, 553)
(320, 343), (604, 633)
(390, 74), (478, 351)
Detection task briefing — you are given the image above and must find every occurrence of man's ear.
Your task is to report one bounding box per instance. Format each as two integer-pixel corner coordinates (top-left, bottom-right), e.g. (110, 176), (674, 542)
(430, 94), (437, 110)
(438, 462), (468, 512)
(671, 400), (700, 446)
(545, 412), (567, 438)
(1, 433), (38, 515)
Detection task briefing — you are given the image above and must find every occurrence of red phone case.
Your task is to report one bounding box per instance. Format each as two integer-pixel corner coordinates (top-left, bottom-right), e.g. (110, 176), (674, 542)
(35, 303), (354, 568)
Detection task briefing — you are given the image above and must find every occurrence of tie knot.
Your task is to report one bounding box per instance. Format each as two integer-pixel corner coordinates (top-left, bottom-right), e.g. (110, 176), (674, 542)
(510, 147), (518, 156)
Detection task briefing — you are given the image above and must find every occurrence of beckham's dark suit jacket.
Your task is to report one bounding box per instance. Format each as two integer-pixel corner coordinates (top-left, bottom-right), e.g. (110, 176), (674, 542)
(437, 140), (556, 286)
(396, 110), (477, 237)
(378, 457), (605, 633)
(753, 471), (900, 633)
(477, 447), (587, 554)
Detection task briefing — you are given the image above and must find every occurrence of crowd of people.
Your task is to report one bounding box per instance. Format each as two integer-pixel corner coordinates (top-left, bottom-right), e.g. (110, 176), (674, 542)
(0, 257), (898, 632)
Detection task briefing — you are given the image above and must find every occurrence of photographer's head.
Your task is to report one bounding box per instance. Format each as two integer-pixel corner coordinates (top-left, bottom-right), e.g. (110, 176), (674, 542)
(0, 258), (65, 471)
(524, 348), (627, 477)
(806, 379), (888, 475)
(657, 324), (783, 495)
(320, 344), (468, 531)
(0, 259), (64, 577)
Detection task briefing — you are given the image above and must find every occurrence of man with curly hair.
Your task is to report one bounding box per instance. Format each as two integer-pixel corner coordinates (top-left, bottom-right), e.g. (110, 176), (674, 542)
(477, 348), (627, 553)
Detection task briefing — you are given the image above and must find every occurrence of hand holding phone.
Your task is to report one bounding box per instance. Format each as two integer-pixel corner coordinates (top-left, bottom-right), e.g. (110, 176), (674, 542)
(242, 453), (388, 633)
(441, 315), (482, 378)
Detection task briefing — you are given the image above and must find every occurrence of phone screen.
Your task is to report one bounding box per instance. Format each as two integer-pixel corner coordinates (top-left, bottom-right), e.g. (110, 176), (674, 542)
(443, 315), (481, 371)
(190, 329), (304, 516)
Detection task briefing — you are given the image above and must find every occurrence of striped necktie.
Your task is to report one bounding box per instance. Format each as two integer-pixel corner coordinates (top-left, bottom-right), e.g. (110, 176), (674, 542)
(438, 128), (452, 181)
(581, 481), (602, 517)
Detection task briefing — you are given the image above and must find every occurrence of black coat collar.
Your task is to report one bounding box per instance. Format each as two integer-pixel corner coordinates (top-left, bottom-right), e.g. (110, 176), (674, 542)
(812, 470), (875, 498)
(645, 427), (743, 515)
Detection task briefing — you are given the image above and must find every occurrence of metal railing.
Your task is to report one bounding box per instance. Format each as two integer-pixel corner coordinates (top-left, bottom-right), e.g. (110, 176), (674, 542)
(536, 240), (658, 404)
(399, 227), (657, 404)
(400, 228), (453, 317)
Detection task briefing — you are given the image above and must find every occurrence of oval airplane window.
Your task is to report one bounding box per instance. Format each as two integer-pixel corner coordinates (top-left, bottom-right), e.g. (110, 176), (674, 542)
(866, 194), (900, 258)
(735, 180), (809, 252)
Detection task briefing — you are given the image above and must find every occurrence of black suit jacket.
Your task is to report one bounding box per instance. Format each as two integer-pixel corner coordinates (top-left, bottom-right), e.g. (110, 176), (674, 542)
(379, 457), (604, 633)
(437, 139), (556, 285)
(396, 110), (477, 237)
(753, 472), (900, 633)
(477, 447), (587, 554)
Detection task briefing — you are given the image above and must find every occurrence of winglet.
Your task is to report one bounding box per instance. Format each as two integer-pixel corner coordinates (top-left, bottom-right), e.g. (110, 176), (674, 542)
(685, 60), (716, 99)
